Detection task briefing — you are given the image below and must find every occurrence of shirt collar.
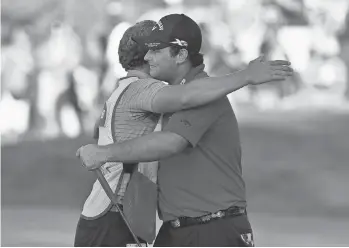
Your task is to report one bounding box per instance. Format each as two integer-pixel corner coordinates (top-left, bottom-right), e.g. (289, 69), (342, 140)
(125, 70), (151, 79)
(180, 64), (207, 85)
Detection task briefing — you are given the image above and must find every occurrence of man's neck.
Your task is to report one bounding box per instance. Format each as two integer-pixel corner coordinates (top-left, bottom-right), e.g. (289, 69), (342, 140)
(170, 64), (206, 85)
(169, 64), (192, 85)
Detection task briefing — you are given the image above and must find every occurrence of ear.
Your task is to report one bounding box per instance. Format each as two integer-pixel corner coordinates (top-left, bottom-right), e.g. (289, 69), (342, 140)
(176, 49), (189, 64)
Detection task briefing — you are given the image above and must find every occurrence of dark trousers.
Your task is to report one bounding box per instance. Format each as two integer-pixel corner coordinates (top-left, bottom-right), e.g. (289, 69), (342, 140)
(154, 214), (254, 247)
(74, 211), (146, 247)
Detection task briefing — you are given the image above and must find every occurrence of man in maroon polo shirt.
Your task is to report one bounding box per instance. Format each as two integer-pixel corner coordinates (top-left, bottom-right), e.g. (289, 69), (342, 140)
(77, 14), (292, 246)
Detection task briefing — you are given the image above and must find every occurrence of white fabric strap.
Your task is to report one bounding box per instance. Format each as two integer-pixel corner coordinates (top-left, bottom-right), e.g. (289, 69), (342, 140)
(81, 77), (137, 219)
(81, 78), (163, 219)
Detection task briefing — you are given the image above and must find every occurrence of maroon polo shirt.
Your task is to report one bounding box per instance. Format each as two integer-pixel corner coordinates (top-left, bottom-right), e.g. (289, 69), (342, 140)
(158, 65), (247, 222)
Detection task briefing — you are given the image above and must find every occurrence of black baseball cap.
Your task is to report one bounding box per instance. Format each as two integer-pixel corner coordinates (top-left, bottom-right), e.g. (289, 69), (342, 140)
(133, 14), (202, 54)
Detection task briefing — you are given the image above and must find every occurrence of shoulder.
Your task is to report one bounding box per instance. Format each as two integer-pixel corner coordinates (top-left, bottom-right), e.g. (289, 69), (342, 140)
(121, 78), (165, 98)
(129, 78), (166, 91)
(120, 78), (167, 112)
(127, 78), (167, 98)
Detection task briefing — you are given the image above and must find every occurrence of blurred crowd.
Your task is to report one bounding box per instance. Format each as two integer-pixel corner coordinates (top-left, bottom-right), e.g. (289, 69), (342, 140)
(2, 0), (349, 142)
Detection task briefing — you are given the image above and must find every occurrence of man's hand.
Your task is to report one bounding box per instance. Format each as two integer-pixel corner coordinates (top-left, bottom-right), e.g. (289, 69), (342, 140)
(245, 55), (293, 85)
(76, 144), (106, 171)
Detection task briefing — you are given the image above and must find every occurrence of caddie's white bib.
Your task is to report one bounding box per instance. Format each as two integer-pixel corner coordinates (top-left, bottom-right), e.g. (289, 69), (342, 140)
(81, 77), (136, 219)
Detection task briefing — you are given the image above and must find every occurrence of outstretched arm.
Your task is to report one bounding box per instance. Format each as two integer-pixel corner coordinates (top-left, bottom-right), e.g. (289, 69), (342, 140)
(151, 56), (293, 113)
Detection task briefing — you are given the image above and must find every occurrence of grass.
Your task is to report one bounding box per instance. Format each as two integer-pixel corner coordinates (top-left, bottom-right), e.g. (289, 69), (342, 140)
(2, 109), (349, 246)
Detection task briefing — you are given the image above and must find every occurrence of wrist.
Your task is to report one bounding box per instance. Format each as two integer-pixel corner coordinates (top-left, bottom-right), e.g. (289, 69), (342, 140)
(98, 145), (110, 164)
(240, 69), (252, 86)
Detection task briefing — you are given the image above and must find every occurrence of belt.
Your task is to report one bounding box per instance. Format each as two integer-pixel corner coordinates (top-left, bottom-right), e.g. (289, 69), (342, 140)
(169, 206), (246, 228)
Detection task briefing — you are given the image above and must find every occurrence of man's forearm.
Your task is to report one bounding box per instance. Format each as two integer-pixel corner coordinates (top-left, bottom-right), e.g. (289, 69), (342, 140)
(182, 69), (248, 109)
(151, 70), (248, 113)
(99, 132), (188, 164)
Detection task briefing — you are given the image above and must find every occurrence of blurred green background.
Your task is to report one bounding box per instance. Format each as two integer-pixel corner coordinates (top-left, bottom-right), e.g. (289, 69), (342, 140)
(2, 110), (349, 246)
(2, 0), (349, 246)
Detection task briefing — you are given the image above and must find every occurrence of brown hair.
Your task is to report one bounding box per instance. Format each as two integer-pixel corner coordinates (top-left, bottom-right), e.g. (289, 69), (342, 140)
(118, 20), (156, 70)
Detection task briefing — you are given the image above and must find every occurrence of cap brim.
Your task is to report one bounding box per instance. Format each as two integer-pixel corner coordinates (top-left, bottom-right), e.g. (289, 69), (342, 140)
(132, 35), (170, 50)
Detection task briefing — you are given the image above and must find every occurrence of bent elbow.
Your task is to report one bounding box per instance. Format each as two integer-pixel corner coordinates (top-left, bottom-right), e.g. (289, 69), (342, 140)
(169, 138), (188, 155)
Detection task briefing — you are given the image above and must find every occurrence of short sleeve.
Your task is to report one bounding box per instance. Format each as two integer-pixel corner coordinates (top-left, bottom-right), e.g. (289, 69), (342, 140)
(127, 79), (167, 112)
(163, 98), (230, 147)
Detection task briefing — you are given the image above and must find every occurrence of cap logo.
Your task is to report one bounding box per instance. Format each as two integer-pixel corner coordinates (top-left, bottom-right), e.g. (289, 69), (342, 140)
(170, 38), (188, 47)
(152, 21), (164, 31)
